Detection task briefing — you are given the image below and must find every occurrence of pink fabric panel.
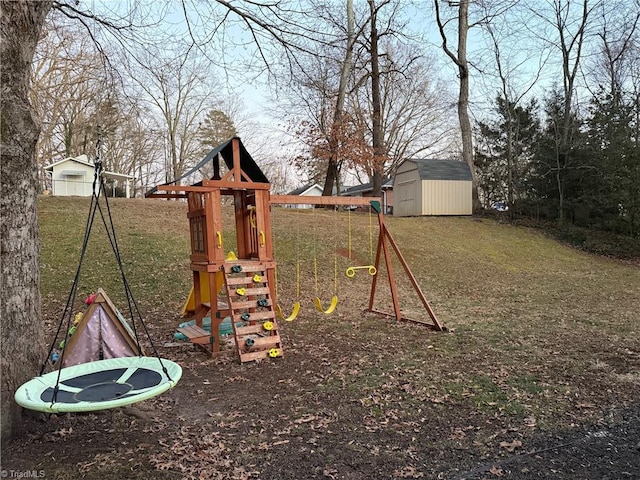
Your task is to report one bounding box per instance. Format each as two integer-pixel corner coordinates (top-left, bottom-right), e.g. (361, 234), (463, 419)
(61, 306), (137, 367)
(99, 308), (137, 359)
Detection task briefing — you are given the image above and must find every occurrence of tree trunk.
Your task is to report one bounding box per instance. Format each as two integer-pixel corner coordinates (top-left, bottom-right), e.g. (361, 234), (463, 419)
(434, 0), (479, 211)
(455, 0), (480, 211)
(1, 0), (52, 441)
(323, 0), (354, 197)
(368, 0), (384, 197)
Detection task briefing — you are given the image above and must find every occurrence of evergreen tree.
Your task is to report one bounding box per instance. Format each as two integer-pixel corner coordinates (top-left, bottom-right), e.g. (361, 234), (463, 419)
(475, 95), (540, 213)
(528, 89), (586, 221)
(584, 88), (640, 235)
(196, 109), (237, 179)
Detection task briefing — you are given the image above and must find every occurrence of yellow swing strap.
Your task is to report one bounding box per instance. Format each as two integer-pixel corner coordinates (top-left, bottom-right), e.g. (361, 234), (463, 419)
(276, 259), (301, 321)
(313, 218), (339, 315)
(345, 205), (377, 278)
(274, 212), (301, 322)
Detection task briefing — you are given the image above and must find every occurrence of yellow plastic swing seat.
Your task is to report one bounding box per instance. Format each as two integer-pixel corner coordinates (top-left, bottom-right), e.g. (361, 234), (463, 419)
(275, 302), (301, 322)
(314, 295), (338, 314)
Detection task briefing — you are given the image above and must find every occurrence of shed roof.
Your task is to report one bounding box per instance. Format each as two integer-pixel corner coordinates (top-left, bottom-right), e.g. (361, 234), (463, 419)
(403, 159), (472, 181)
(44, 155), (93, 171)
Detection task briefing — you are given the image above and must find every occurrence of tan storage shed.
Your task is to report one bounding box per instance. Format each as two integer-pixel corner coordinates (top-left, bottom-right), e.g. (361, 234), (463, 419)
(393, 159), (472, 216)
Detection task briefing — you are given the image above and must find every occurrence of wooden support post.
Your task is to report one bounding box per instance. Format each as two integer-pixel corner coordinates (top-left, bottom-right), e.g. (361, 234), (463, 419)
(368, 223), (384, 311)
(381, 223), (444, 331)
(380, 221), (402, 322)
(208, 270), (221, 356)
(193, 271), (203, 328)
(367, 208), (444, 332)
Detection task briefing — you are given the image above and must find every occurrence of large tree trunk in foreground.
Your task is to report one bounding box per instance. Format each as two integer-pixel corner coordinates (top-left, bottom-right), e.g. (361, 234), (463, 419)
(1, 0), (52, 441)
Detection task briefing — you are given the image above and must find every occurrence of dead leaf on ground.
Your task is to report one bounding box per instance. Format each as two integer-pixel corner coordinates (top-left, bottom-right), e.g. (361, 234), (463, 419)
(499, 439), (522, 452)
(490, 465), (504, 476)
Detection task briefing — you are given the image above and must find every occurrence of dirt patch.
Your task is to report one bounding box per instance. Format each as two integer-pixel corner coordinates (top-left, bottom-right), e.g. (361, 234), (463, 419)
(3, 314), (640, 479)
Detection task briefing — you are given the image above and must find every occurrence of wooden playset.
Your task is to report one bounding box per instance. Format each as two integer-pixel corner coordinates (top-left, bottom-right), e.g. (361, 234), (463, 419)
(146, 137), (443, 363)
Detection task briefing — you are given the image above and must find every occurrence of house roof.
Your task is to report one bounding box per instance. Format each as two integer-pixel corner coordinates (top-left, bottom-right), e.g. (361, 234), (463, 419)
(44, 155), (135, 180)
(287, 183), (321, 196)
(102, 171), (135, 181)
(341, 178), (393, 196)
(44, 155), (93, 171)
(404, 158), (473, 181)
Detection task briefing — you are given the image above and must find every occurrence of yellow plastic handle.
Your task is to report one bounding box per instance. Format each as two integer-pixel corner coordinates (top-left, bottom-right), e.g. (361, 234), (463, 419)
(259, 231), (266, 247)
(345, 265), (377, 278)
(216, 231), (222, 248)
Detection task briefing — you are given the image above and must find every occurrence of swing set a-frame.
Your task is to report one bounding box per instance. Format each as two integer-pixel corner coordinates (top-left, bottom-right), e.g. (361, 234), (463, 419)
(146, 137), (444, 363)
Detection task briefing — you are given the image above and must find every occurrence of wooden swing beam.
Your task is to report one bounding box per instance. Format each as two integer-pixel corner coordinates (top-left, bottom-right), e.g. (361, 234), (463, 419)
(270, 195), (374, 206)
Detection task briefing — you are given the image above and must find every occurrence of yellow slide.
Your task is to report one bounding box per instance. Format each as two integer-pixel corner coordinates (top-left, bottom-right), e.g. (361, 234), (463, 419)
(181, 252), (236, 317)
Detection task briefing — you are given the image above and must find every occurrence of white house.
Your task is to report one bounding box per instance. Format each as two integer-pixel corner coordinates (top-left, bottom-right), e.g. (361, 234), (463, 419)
(285, 183), (324, 209)
(393, 159), (472, 216)
(44, 155), (135, 198)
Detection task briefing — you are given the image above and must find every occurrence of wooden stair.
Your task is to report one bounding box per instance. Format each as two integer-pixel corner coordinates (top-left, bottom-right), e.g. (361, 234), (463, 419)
(176, 300), (231, 352)
(222, 261), (283, 363)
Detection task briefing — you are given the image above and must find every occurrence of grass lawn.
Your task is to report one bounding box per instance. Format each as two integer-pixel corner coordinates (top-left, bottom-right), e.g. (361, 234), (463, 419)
(3, 195), (639, 479)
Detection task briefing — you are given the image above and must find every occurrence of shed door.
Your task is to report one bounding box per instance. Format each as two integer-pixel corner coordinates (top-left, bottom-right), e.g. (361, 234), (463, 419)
(64, 174), (84, 196)
(396, 179), (418, 216)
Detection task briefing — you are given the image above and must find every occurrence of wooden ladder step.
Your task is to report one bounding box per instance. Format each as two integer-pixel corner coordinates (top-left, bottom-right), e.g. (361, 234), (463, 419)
(239, 348), (283, 363)
(229, 286), (271, 297)
(223, 263), (267, 273)
(229, 299), (273, 310)
(235, 323), (279, 336)
(241, 335), (281, 349)
(226, 276), (266, 286)
(233, 311), (275, 322)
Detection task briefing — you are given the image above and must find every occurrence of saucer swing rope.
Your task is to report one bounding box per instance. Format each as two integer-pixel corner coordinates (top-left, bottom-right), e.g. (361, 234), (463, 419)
(40, 136), (174, 403)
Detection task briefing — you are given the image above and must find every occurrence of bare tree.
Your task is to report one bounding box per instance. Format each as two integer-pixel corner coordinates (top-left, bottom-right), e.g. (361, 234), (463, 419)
(434, 0), (478, 209)
(30, 17), (109, 189)
(479, 8), (549, 212)
(528, 0), (598, 222)
(350, 43), (458, 177)
(126, 47), (216, 184)
(322, 0), (355, 196)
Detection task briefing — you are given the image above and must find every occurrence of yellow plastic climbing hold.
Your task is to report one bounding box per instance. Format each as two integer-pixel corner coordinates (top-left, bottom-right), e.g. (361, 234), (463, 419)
(268, 348), (281, 358)
(253, 274), (262, 283)
(275, 302), (300, 322)
(73, 312), (83, 324)
(236, 287), (246, 296)
(263, 321), (274, 331)
(314, 295), (338, 314)
(225, 251), (238, 261)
